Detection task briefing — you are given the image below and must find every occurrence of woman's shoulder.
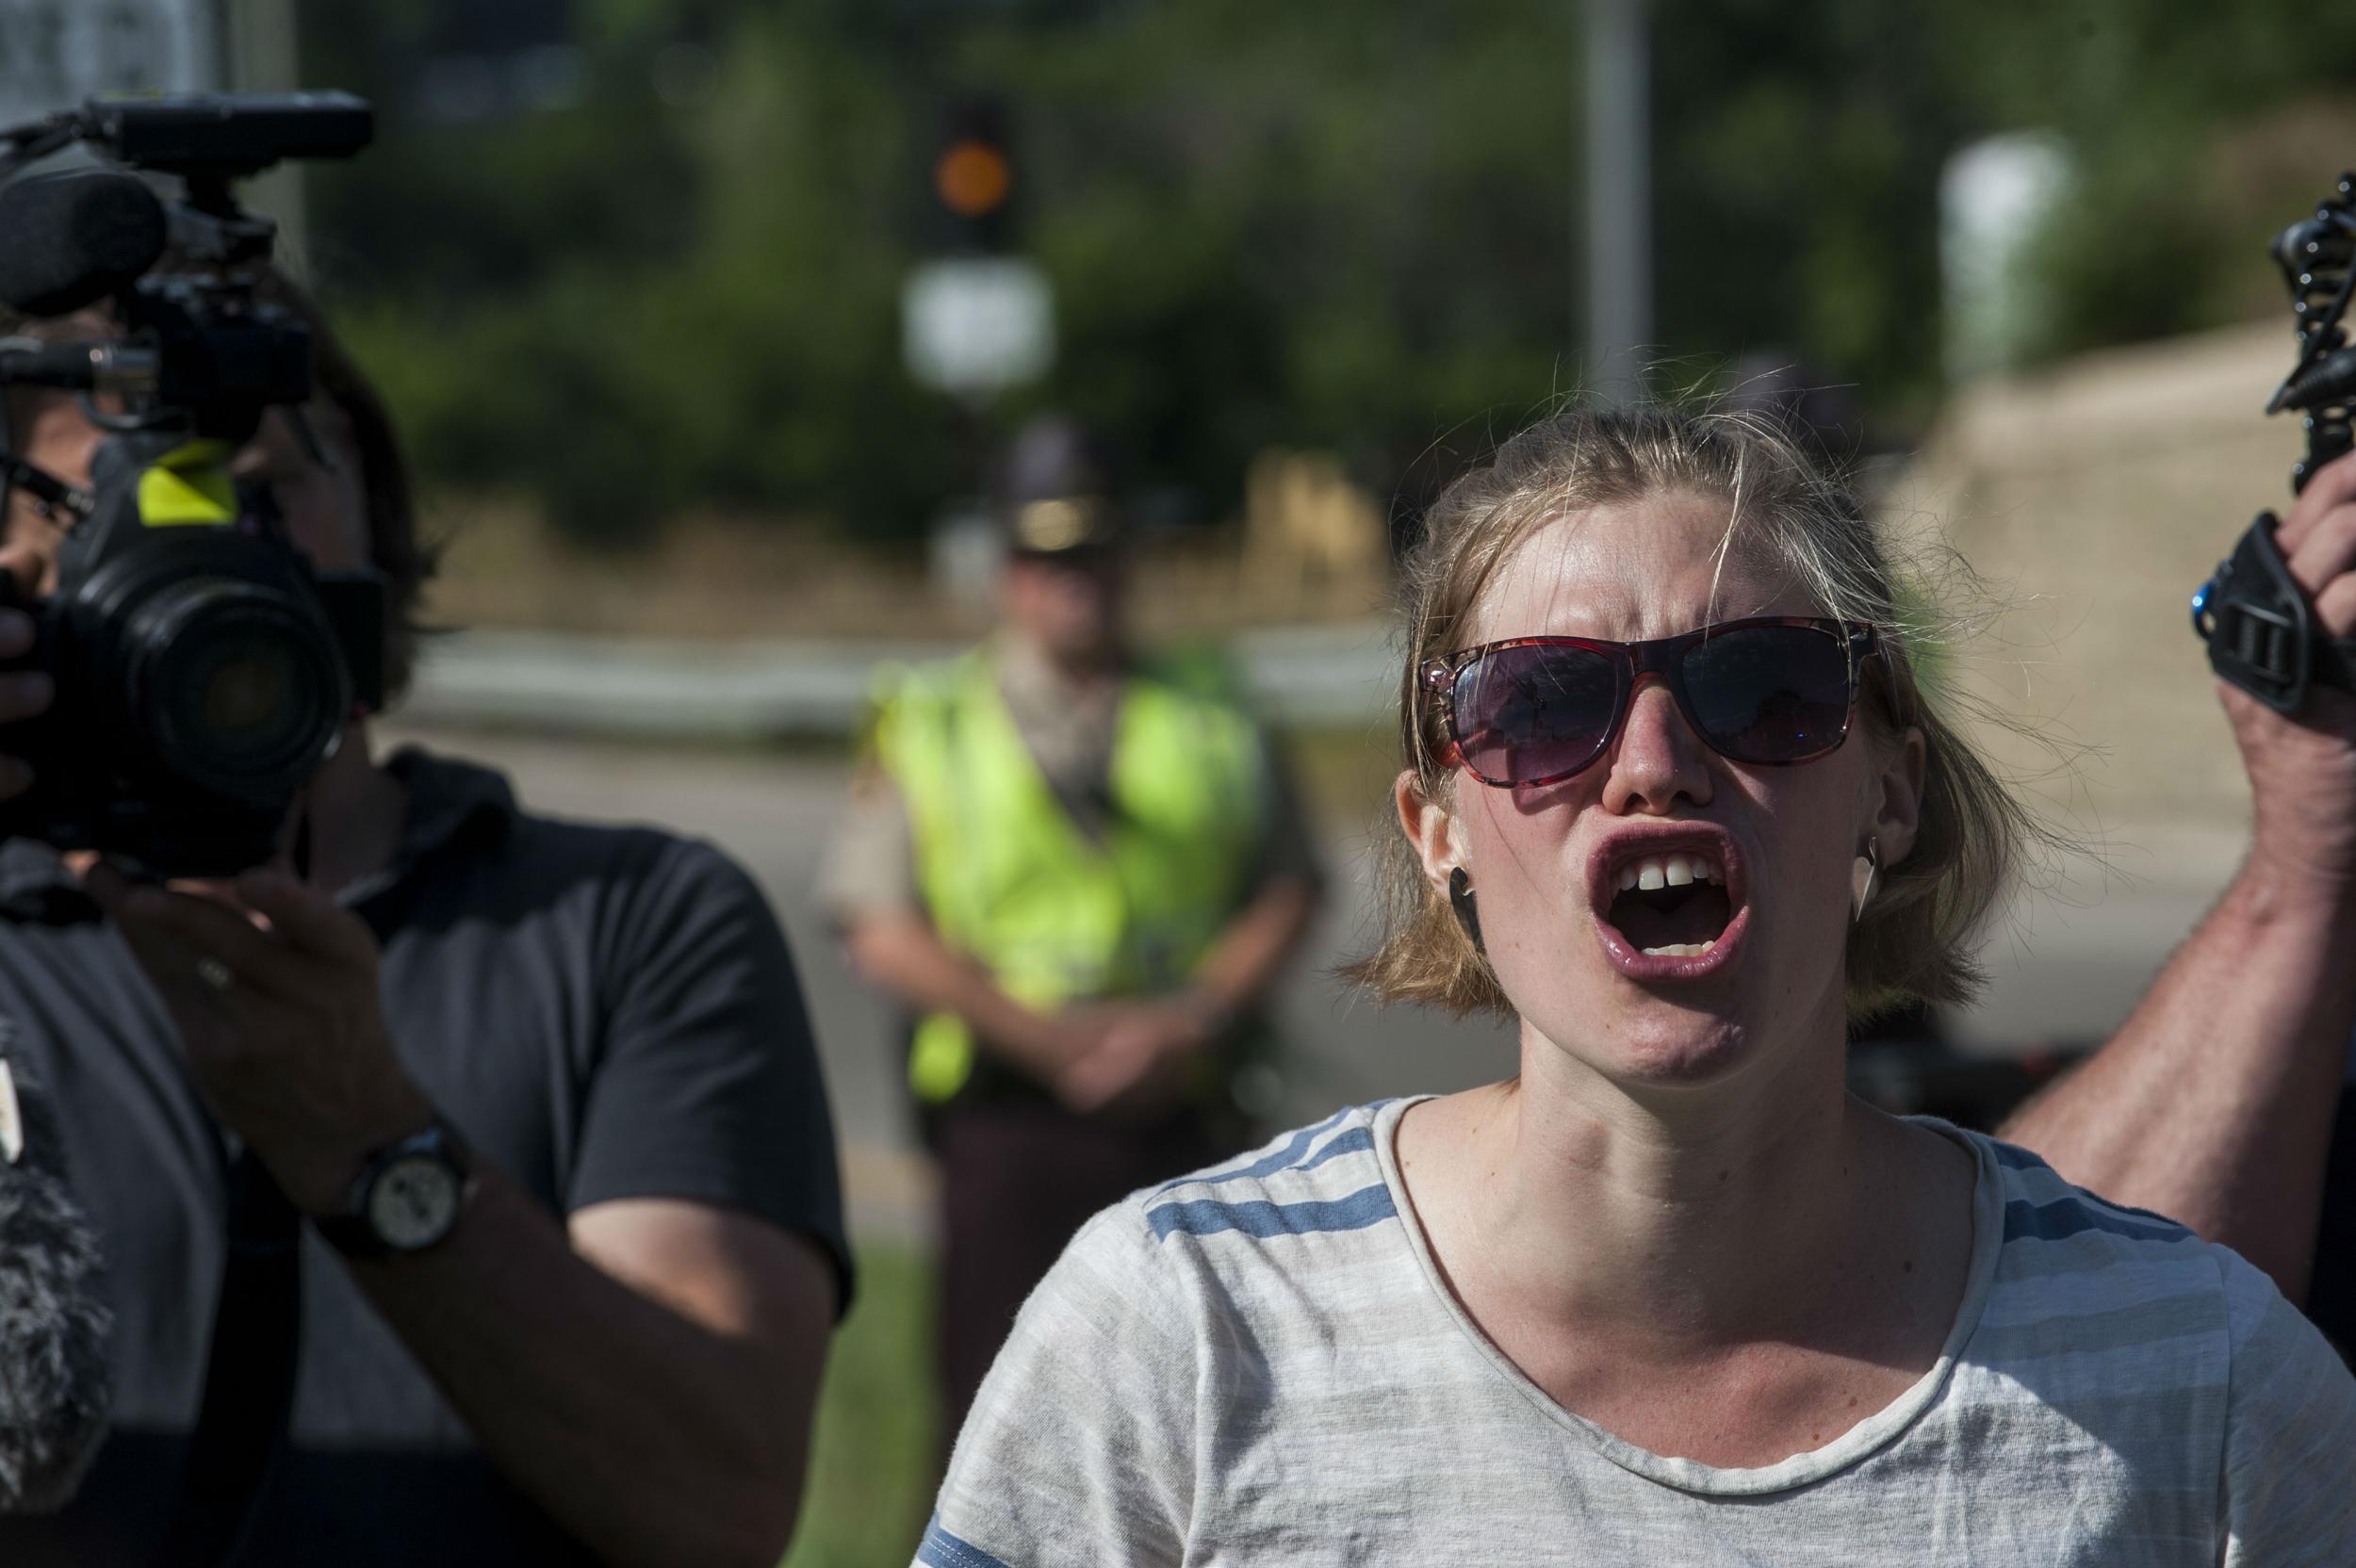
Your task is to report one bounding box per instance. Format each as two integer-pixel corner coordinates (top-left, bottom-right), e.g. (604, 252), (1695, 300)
(1961, 1129), (2225, 1285)
(1132, 1101), (1402, 1234)
(1953, 1127), (2287, 1364)
(1054, 1101), (1413, 1303)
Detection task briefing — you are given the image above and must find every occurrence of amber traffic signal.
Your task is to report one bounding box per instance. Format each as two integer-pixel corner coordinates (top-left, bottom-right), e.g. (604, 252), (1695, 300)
(931, 99), (1014, 251)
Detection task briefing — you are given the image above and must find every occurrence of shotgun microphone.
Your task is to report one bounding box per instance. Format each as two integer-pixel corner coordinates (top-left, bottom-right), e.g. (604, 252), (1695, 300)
(0, 172), (167, 318)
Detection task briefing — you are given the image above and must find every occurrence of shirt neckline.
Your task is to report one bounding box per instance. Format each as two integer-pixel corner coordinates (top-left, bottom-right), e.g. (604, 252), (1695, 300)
(1369, 1093), (2005, 1495)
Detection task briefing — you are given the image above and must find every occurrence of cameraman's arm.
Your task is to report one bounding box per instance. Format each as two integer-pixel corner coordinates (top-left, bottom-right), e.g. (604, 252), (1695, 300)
(344, 1169), (836, 1568)
(1999, 860), (2356, 1302)
(371, 844), (844, 1568)
(88, 848), (845, 1568)
(2002, 452), (2356, 1304)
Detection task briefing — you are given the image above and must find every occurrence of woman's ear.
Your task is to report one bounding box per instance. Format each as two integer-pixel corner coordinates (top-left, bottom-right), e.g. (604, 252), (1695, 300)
(1395, 768), (1465, 887)
(1871, 726), (1927, 868)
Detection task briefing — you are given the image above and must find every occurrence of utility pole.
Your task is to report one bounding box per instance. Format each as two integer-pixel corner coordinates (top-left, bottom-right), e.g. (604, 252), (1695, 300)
(1584, 0), (1650, 401)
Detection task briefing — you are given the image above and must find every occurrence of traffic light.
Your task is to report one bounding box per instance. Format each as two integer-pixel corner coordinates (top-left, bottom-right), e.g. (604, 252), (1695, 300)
(931, 97), (1015, 253)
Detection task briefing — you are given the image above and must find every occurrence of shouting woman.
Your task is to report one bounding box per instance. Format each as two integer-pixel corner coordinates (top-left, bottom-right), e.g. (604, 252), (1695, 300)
(916, 406), (2355, 1565)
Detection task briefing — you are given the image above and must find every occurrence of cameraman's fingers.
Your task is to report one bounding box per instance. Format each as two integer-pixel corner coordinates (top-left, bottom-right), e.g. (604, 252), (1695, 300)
(83, 865), (305, 1000)
(0, 544), (48, 800)
(0, 672), (40, 798)
(2287, 500), (2356, 596)
(94, 896), (235, 1033)
(127, 890), (317, 1002)
(2315, 574), (2356, 641)
(0, 668), (50, 723)
(233, 870), (377, 967)
(0, 542), (43, 601)
(2280, 448), (2356, 555)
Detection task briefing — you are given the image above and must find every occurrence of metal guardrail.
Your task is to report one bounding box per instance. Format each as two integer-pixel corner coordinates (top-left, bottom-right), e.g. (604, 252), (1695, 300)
(402, 622), (1403, 740)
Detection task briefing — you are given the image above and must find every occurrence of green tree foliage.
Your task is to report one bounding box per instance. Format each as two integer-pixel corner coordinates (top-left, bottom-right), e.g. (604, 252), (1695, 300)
(291, 0), (2356, 547)
(1926, 0), (2356, 361)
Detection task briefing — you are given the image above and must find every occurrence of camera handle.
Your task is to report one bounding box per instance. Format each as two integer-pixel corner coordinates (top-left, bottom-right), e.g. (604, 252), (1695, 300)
(2193, 510), (2356, 712)
(2190, 172), (2356, 714)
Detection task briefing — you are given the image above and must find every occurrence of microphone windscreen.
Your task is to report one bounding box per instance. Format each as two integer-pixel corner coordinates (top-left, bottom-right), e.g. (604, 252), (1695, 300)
(0, 172), (167, 318)
(0, 1060), (110, 1513)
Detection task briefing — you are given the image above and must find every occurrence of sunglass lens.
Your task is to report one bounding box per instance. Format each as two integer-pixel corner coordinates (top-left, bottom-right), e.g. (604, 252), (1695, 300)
(1680, 624), (1855, 763)
(1454, 643), (1620, 783)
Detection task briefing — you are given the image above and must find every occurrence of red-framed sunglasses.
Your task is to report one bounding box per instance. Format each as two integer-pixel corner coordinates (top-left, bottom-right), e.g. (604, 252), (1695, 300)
(1421, 616), (1878, 788)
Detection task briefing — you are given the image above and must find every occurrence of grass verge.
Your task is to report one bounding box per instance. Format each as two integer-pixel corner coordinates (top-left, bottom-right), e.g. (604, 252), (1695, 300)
(781, 1243), (941, 1568)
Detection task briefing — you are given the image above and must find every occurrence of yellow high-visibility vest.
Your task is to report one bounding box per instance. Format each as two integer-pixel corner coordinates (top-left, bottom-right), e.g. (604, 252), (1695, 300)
(873, 649), (1268, 1103)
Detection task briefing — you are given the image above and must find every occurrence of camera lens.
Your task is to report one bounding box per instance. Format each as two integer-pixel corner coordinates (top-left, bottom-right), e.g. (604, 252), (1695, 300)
(123, 580), (348, 804)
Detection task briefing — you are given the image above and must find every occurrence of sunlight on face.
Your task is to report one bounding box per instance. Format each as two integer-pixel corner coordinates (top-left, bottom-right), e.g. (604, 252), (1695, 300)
(1447, 491), (1887, 1094)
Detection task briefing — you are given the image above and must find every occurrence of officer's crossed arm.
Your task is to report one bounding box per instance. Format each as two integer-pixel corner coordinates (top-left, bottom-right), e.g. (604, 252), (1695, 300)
(844, 906), (1107, 1085)
(1057, 873), (1320, 1115)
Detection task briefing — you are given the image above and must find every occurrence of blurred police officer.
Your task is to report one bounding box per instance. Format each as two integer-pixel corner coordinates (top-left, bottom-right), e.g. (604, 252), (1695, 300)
(827, 416), (1321, 1431)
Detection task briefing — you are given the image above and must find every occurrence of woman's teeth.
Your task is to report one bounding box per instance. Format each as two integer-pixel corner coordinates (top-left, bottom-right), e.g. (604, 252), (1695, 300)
(1613, 852), (1726, 892)
(1640, 939), (1718, 957)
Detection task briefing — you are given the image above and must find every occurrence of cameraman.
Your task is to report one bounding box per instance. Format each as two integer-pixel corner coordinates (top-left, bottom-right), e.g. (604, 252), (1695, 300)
(0, 274), (849, 1566)
(2004, 447), (2356, 1352)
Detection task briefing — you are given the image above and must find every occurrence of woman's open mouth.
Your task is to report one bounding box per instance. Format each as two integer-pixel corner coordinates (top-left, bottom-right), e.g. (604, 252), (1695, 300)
(1588, 827), (1751, 981)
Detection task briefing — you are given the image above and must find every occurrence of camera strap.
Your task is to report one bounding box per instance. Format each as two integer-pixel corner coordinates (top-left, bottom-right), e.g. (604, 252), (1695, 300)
(2193, 510), (2356, 713)
(150, 1144), (303, 1568)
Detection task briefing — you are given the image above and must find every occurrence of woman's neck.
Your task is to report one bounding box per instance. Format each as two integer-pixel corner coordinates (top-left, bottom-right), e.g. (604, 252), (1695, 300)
(1413, 1014), (1891, 1352)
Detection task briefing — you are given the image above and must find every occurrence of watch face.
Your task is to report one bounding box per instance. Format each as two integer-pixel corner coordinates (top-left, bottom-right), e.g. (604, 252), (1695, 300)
(368, 1152), (463, 1250)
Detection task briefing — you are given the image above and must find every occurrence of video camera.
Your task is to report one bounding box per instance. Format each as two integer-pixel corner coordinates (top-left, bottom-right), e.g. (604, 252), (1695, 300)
(2192, 172), (2356, 714)
(0, 92), (381, 875)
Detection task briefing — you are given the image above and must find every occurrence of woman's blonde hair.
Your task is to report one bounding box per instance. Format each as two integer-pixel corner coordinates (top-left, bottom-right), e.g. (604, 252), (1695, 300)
(1350, 402), (2039, 1022)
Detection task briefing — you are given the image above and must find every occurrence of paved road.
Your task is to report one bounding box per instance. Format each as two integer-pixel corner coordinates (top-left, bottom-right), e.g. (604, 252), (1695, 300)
(381, 724), (2250, 1234)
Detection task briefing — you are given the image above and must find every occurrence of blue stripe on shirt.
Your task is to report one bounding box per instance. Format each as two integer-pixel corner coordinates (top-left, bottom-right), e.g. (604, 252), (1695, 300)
(917, 1513), (1013, 1568)
(1989, 1141), (2192, 1228)
(1297, 1125), (1375, 1173)
(1156, 1106), (1356, 1193)
(1147, 1181), (1399, 1242)
(2003, 1196), (2193, 1247)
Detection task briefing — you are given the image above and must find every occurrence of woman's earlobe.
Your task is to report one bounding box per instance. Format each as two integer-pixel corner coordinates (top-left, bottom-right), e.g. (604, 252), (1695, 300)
(1851, 837), (1880, 923)
(1448, 866), (1483, 952)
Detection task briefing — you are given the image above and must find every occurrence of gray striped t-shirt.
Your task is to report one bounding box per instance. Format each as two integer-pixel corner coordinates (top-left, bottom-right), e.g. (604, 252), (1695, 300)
(920, 1097), (2356, 1566)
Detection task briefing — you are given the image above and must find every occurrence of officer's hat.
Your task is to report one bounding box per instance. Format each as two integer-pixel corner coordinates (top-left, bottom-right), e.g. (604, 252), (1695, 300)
(997, 415), (1125, 559)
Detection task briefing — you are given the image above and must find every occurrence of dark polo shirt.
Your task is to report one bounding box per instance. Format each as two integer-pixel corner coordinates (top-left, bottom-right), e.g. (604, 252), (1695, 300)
(0, 748), (850, 1566)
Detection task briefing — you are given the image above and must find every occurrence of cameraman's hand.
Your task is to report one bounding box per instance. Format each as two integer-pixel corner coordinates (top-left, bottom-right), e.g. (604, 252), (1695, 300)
(0, 544), (53, 802)
(2222, 447), (2356, 897)
(82, 862), (431, 1215)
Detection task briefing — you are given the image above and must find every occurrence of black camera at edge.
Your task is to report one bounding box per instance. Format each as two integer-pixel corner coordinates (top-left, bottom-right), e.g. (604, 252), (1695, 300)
(0, 443), (385, 878)
(0, 92), (383, 877)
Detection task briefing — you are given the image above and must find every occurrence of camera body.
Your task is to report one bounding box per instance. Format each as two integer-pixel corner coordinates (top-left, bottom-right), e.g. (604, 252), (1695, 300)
(0, 437), (384, 874)
(0, 92), (381, 874)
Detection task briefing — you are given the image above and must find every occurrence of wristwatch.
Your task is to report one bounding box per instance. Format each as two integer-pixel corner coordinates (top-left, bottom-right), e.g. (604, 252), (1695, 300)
(315, 1119), (474, 1258)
